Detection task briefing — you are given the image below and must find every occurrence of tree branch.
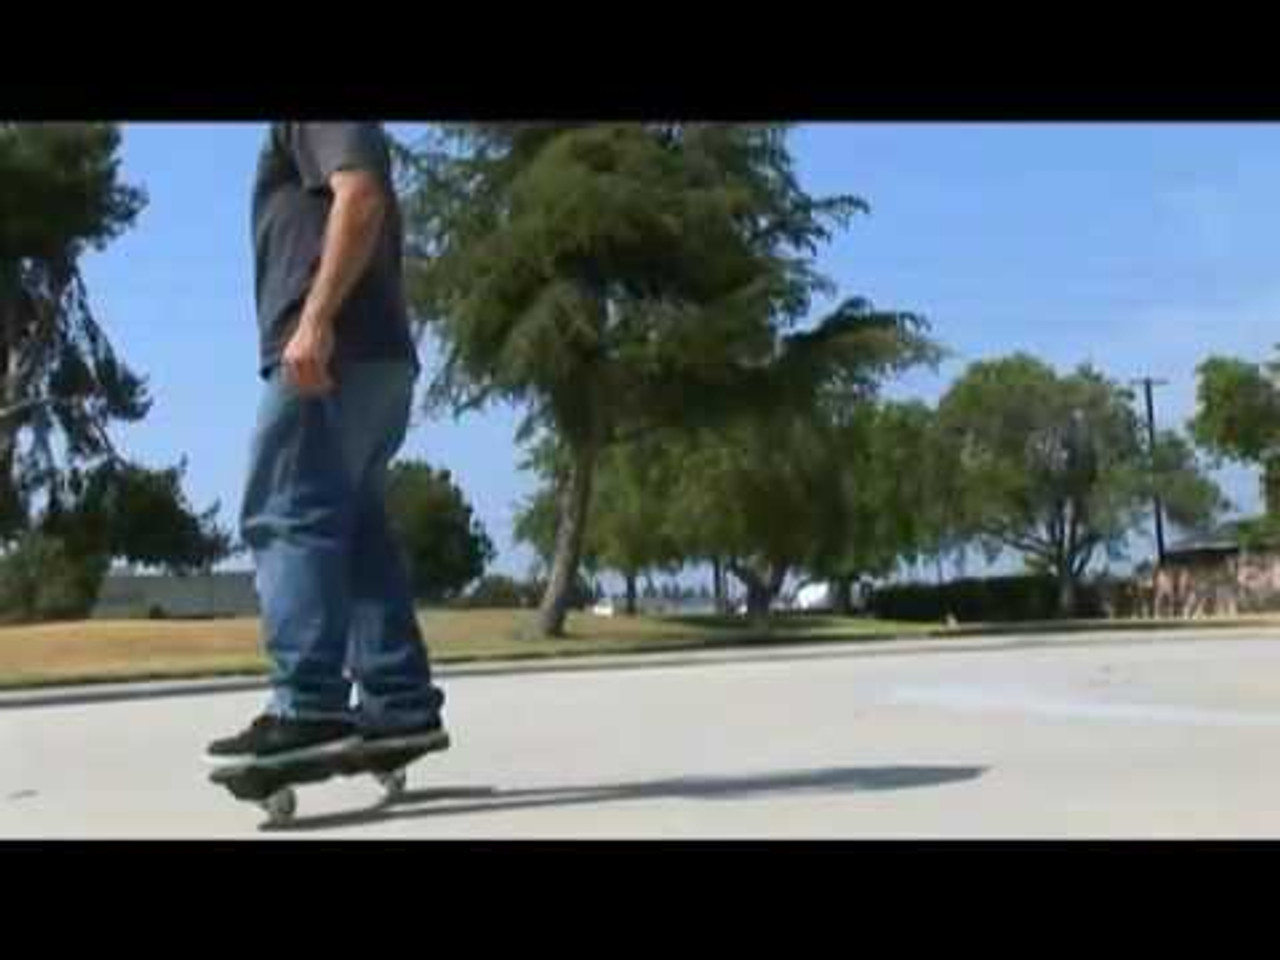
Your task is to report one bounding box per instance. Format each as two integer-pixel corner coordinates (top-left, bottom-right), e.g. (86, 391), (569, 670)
(1044, 505), (1060, 554)
(726, 558), (762, 592)
(608, 418), (669, 448)
(767, 559), (789, 595)
(1069, 536), (1100, 578)
(981, 523), (1051, 559)
(1, 396), (126, 463)
(0, 398), (56, 424)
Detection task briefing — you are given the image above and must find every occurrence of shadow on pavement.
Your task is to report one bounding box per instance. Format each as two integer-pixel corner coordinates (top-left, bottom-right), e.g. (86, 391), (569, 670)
(271, 763), (987, 834)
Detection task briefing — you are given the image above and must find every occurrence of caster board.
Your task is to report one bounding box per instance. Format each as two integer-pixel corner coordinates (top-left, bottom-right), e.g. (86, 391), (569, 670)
(209, 736), (447, 828)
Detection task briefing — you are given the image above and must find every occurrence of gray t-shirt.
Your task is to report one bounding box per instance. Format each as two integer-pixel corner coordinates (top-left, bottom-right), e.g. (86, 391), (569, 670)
(251, 122), (417, 375)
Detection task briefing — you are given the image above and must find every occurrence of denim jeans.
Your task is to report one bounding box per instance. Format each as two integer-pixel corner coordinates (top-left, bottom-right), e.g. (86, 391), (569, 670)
(240, 360), (445, 730)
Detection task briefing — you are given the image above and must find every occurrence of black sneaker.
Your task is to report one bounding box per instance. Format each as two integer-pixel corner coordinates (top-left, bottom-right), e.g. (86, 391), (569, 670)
(205, 714), (360, 770)
(361, 718), (451, 755)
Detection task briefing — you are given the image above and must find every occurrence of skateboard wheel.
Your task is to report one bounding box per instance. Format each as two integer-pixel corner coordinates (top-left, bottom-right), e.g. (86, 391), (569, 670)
(261, 787), (297, 826)
(376, 768), (407, 800)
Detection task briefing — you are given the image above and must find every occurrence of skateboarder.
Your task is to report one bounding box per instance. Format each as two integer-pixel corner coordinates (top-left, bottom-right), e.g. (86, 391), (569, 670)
(206, 123), (447, 771)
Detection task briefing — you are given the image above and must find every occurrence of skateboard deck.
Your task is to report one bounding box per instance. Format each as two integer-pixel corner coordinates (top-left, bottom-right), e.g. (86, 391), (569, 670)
(209, 737), (447, 827)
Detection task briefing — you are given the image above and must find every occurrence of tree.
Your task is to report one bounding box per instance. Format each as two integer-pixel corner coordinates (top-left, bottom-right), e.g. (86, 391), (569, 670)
(0, 532), (107, 622)
(1190, 352), (1280, 521)
(588, 439), (686, 615)
(0, 124), (233, 613)
(802, 400), (958, 615)
(515, 432), (683, 616)
(651, 301), (939, 626)
(0, 460), (232, 622)
(511, 433), (598, 580)
(511, 301), (936, 627)
(939, 354), (1225, 616)
(457, 574), (538, 609)
(386, 460), (495, 603)
(1, 124), (149, 534)
(41, 460), (232, 575)
(511, 481), (561, 574)
(669, 414), (829, 625)
(401, 123), (907, 636)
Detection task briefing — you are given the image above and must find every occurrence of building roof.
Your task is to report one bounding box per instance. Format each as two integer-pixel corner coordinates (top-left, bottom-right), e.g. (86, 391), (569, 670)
(1165, 518), (1280, 558)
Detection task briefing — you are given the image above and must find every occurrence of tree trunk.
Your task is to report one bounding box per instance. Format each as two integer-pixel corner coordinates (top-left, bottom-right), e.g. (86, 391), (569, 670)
(711, 556), (726, 615)
(728, 559), (787, 631)
(1057, 572), (1078, 619)
(831, 576), (854, 616)
(767, 564), (787, 617)
(745, 578), (772, 625)
(624, 570), (638, 616)
(0, 419), (16, 537)
(0, 332), (19, 538)
(536, 437), (599, 638)
(1264, 455), (1280, 519)
(1, 296), (14, 511)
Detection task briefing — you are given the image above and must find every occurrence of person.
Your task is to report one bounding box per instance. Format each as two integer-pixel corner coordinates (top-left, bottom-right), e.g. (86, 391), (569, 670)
(205, 123), (447, 769)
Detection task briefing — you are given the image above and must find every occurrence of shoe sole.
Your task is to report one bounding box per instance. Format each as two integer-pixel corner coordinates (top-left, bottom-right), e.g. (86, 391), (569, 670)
(204, 735), (363, 774)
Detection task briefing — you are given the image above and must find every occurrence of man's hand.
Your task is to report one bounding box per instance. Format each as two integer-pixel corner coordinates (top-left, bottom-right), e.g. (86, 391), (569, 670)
(282, 317), (336, 395)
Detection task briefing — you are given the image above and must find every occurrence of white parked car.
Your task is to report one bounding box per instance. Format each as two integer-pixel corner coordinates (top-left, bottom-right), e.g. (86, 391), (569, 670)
(791, 581), (868, 613)
(794, 582), (834, 612)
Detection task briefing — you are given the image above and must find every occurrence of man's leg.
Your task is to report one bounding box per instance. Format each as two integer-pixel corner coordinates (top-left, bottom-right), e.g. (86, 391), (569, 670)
(206, 371), (361, 766)
(241, 370), (357, 722)
(334, 362), (446, 740)
(347, 481), (446, 735)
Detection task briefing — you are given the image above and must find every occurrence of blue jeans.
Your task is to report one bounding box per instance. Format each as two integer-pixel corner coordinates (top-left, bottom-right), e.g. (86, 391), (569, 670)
(240, 360), (445, 730)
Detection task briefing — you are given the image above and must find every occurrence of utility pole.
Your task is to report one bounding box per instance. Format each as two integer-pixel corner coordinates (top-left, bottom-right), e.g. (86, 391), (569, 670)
(1132, 377), (1168, 565)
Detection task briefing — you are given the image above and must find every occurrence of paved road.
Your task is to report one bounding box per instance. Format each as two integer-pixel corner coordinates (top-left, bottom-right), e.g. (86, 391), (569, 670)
(4, 630), (1280, 838)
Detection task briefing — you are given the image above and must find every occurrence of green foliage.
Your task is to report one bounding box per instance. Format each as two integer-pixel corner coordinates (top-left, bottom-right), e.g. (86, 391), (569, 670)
(0, 124), (229, 616)
(0, 123), (145, 259)
(401, 123), (922, 634)
(513, 431), (681, 581)
(667, 412), (830, 570)
(40, 461), (232, 574)
(651, 314), (940, 617)
(386, 460), (496, 602)
(511, 483), (563, 573)
(588, 439), (685, 580)
(510, 433), (584, 572)
(1149, 430), (1229, 530)
(402, 124), (868, 437)
(0, 532), (108, 623)
(1, 123), (150, 528)
(1191, 351), (1280, 517)
(937, 353), (1224, 610)
(805, 399), (957, 586)
(1191, 355), (1280, 463)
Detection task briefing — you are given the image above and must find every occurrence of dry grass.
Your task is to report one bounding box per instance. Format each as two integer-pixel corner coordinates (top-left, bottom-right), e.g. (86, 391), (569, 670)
(5, 608), (1278, 691)
(0, 609), (933, 689)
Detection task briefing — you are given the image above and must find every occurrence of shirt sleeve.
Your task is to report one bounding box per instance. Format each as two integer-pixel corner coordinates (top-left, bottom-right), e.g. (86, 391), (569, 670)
(285, 123), (390, 192)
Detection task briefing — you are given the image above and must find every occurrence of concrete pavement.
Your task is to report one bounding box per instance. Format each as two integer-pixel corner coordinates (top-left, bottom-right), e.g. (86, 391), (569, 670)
(4, 629), (1280, 838)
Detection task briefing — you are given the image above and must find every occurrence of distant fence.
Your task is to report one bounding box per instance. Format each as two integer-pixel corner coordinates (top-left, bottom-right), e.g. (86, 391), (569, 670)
(91, 572), (259, 620)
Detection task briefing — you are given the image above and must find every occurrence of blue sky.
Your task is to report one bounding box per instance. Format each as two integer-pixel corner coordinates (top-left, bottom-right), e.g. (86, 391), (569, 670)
(80, 123), (1280, 578)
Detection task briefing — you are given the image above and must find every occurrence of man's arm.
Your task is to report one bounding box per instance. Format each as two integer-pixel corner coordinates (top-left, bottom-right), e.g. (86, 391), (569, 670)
(283, 169), (387, 394)
(279, 123), (392, 395)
